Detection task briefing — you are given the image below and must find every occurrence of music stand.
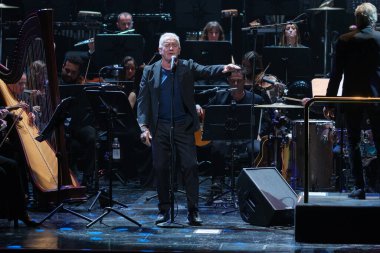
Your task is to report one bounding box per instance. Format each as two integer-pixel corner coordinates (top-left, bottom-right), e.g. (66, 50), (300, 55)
(94, 34), (144, 67)
(202, 104), (252, 214)
(263, 46), (312, 85)
(84, 88), (141, 228)
(37, 97), (92, 225)
(181, 40), (232, 65)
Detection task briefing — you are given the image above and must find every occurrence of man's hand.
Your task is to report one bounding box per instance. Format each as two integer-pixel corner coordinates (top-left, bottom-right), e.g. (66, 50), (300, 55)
(195, 104), (204, 118)
(140, 128), (152, 147)
(222, 64), (241, 73)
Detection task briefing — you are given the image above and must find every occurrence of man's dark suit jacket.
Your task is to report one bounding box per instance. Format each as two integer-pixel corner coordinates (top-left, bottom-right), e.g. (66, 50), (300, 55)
(137, 59), (226, 137)
(327, 26), (380, 98)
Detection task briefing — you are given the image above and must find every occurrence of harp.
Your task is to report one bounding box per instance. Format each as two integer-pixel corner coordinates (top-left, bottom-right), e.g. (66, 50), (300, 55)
(0, 9), (86, 207)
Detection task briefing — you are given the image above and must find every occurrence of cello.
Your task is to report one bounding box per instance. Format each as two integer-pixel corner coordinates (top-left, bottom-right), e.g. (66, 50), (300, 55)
(0, 9), (86, 207)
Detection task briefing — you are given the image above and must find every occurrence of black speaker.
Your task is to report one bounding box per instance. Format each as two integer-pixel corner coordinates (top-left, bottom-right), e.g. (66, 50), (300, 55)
(237, 167), (298, 227)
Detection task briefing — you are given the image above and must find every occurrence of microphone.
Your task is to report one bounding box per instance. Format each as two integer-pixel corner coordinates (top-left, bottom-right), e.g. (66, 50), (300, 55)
(102, 64), (124, 70)
(227, 88), (238, 92)
(170, 55), (177, 71)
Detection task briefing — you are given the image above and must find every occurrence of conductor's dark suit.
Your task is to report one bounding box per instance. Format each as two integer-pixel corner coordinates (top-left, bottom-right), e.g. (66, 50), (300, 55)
(326, 26), (380, 190)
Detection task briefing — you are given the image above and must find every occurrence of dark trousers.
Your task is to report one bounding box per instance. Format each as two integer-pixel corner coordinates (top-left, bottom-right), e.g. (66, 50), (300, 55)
(345, 105), (380, 189)
(152, 120), (199, 213)
(0, 155), (27, 218)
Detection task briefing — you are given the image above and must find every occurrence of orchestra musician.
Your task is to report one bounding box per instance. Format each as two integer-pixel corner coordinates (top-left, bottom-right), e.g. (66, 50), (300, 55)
(0, 106), (39, 227)
(201, 68), (270, 201)
(196, 21), (229, 87)
(59, 55), (97, 190)
(323, 2), (380, 199)
(279, 22), (305, 47)
(199, 21), (225, 41)
(137, 32), (240, 226)
(117, 55), (153, 186)
(86, 11), (134, 55)
(68, 12), (135, 83)
(7, 73), (36, 125)
(242, 50), (264, 86)
(115, 12), (134, 32)
(60, 56), (85, 85)
(118, 55), (141, 110)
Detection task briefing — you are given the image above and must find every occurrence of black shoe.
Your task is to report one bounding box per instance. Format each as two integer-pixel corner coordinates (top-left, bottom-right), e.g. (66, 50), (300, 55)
(348, 187), (366, 200)
(19, 213), (40, 227)
(155, 210), (170, 225)
(187, 211), (202, 226)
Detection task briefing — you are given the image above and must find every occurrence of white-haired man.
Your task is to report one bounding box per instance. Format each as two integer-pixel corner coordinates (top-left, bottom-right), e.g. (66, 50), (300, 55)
(137, 32), (240, 225)
(324, 3), (380, 199)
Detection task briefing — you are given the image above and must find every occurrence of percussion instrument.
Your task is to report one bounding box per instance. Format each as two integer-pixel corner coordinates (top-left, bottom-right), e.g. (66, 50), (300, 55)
(291, 119), (335, 191)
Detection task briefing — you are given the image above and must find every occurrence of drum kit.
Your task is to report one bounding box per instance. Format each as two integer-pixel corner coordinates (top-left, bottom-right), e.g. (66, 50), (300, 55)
(253, 77), (338, 191)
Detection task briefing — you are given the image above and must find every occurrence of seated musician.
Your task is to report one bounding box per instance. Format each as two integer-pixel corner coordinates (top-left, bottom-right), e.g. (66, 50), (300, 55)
(199, 21), (225, 41)
(7, 73), (36, 125)
(279, 22), (307, 48)
(195, 21), (228, 87)
(60, 56), (85, 85)
(242, 50), (264, 87)
(0, 107), (39, 227)
(200, 68), (271, 202)
(67, 12), (135, 82)
(118, 55), (142, 111)
(59, 55), (96, 191)
(87, 11), (134, 52)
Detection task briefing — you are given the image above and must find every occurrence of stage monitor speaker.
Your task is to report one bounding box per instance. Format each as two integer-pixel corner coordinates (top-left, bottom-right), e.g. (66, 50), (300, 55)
(237, 167), (298, 227)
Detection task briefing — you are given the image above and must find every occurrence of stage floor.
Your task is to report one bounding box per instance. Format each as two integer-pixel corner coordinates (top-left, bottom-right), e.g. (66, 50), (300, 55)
(1, 176), (380, 252)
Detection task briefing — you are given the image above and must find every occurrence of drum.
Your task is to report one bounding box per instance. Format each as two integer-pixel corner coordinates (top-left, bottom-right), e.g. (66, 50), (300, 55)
(291, 119), (334, 190)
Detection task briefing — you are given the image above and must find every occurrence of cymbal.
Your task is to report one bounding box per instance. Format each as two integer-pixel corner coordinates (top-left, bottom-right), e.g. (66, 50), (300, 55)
(0, 3), (19, 9)
(255, 103), (303, 109)
(307, 7), (344, 11)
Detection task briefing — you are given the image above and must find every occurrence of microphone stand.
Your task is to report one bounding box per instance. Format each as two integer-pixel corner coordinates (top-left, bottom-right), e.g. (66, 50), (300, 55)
(158, 60), (185, 228)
